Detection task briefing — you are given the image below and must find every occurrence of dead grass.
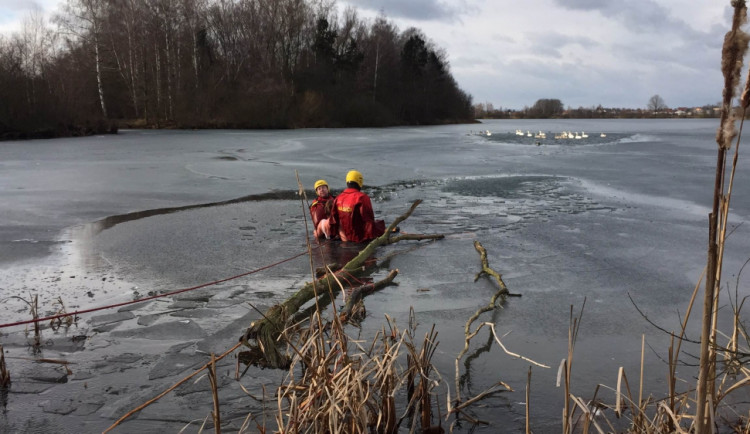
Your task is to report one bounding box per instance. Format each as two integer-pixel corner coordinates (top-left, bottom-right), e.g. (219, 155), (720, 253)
(556, 3), (750, 432)
(267, 310), (444, 433)
(98, 5), (750, 428)
(0, 344), (9, 389)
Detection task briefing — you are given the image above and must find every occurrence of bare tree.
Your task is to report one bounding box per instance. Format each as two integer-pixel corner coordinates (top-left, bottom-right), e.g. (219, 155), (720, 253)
(3, 0), (474, 133)
(528, 98), (564, 118)
(647, 94), (667, 111)
(106, 0), (144, 118)
(56, 0), (109, 118)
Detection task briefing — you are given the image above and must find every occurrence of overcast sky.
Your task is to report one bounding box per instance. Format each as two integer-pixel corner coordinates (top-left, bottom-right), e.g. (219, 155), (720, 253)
(0, 0), (736, 109)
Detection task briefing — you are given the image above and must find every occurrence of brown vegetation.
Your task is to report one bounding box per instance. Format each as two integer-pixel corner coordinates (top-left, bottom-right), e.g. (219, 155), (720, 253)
(559, 2), (750, 432)
(9, 3), (750, 432)
(239, 199), (444, 369)
(0, 0), (473, 139)
(104, 225), (533, 433)
(0, 345), (9, 389)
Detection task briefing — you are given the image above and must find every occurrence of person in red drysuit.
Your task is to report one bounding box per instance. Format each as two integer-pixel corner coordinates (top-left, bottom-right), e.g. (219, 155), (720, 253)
(331, 170), (386, 243)
(309, 179), (336, 239)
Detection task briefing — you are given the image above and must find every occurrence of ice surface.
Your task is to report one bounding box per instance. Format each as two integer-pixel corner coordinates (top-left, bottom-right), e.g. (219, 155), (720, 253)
(1, 119), (749, 432)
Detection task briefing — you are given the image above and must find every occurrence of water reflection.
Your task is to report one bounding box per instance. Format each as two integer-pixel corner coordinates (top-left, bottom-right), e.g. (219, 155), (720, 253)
(309, 240), (366, 270)
(460, 306), (503, 393)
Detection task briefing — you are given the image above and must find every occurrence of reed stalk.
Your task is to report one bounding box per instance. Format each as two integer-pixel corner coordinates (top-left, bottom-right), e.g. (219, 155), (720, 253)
(561, 301), (585, 434)
(525, 366), (531, 434)
(103, 342), (242, 433)
(697, 2), (750, 432)
(32, 294), (40, 349)
(208, 353), (221, 434)
(49, 296), (75, 331)
(0, 345), (9, 388)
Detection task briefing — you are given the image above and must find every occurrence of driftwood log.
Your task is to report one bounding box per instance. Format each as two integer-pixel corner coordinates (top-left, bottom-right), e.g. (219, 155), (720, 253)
(240, 200), (444, 369)
(340, 269), (399, 322)
(452, 241), (522, 407)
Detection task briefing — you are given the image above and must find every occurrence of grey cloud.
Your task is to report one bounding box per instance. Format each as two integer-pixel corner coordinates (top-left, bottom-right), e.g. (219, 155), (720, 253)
(452, 54), (491, 68)
(613, 22), (723, 77)
(459, 47), (722, 110)
(344, 0), (469, 21)
(554, 0), (617, 11)
(554, 0), (694, 34)
(488, 57), (595, 104)
(555, 0), (723, 76)
(491, 33), (516, 44)
(527, 32), (598, 58)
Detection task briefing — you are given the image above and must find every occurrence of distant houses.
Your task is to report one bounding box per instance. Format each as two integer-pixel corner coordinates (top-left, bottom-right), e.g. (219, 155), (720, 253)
(664, 106), (722, 117)
(474, 103), (723, 119)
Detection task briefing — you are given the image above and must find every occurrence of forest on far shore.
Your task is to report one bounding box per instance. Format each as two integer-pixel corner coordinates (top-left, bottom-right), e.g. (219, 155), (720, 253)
(0, 0), (475, 139)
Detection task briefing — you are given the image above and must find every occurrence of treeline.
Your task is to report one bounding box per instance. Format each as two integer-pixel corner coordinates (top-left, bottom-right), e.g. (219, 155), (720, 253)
(474, 99), (722, 119)
(0, 0), (474, 139)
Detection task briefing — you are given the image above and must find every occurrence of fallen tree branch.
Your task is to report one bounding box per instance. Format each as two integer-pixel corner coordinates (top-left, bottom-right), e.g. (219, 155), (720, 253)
(487, 323), (549, 368)
(240, 200), (444, 369)
(452, 380), (513, 412)
(339, 269), (399, 322)
(473, 240), (519, 297)
(338, 200), (439, 273)
(103, 341), (242, 433)
(288, 243), (435, 328)
(454, 241), (523, 405)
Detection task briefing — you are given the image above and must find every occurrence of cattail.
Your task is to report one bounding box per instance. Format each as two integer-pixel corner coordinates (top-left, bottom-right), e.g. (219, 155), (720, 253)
(742, 66), (750, 109)
(0, 345), (10, 388)
(717, 1), (749, 149)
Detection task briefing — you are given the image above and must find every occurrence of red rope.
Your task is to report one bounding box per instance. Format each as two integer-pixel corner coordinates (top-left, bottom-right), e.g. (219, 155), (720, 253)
(0, 248), (314, 330)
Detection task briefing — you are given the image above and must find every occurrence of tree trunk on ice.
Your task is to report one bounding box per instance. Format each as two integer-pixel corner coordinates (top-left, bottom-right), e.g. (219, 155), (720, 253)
(240, 200), (444, 368)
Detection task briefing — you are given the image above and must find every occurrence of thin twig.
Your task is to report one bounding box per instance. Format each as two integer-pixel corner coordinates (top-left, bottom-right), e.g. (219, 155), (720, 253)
(103, 342), (242, 433)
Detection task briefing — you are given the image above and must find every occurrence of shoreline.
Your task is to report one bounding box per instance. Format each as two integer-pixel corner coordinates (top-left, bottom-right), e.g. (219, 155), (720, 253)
(0, 121), (118, 142)
(4, 115), (722, 142)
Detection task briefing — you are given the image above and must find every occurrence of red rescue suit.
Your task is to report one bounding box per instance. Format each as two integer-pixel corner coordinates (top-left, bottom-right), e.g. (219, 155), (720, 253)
(310, 195), (334, 228)
(331, 188), (385, 242)
(309, 195), (335, 239)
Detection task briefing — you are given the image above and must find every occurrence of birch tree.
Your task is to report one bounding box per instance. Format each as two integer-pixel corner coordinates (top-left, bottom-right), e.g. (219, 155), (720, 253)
(56, 0), (109, 118)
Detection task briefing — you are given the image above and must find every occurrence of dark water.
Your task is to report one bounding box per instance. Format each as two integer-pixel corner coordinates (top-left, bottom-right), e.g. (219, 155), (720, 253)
(1, 119), (749, 432)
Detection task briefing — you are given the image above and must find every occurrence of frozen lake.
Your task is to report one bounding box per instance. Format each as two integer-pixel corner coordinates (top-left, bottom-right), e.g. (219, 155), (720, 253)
(1, 119), (749, 432)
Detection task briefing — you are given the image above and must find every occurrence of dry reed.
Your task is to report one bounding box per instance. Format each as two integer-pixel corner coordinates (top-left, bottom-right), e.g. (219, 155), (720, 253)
(9, 294), (42, 351)
(107, 62), (750, 431)
(272, 310), (443, 433)
(557, 3), (750, 432)
(697, 1), (750, 431)
(560, 301), (585, 434)
(49, 296), (75, 331)
(0, 344), (10, 388)
(208, 353), (221, 434)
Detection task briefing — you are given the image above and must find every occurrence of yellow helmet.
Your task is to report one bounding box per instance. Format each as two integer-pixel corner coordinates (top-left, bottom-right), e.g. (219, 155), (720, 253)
(346, 170), (364, 188)
(314, 179), (328, 190)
